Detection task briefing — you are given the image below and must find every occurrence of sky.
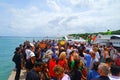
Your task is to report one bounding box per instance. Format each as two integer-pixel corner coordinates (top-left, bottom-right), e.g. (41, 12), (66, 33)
(0, 0), (120, 37)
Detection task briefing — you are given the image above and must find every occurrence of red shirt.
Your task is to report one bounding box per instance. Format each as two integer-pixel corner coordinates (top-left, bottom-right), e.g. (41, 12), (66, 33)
(49, 59), (56, 77)
(58, 59), (65, 68)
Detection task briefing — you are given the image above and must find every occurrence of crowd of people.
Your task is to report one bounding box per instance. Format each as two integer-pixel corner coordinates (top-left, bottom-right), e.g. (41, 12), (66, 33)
(12, 39), (120, 80)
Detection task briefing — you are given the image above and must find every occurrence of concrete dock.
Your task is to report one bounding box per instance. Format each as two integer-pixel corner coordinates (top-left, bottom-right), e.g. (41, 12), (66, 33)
(8, 69), (26, 80)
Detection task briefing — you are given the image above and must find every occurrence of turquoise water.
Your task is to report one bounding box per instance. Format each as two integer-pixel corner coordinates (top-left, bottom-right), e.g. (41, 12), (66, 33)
(0, 37), (45, 80)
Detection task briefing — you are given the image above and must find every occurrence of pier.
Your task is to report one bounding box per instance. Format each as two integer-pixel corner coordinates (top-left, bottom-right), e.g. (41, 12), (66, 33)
(8, 69), (26, 80)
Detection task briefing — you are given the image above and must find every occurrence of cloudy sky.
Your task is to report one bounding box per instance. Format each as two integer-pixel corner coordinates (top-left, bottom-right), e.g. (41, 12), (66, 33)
(0, 0), (120, 37)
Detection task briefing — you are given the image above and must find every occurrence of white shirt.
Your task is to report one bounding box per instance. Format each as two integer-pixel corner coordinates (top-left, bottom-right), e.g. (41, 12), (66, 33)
(62, 74), (70, 80)
(90, 57), (99, 69)
(25, 49), (35, 59)
(66, 49), (72, 58)
(109, 76), (120, 80)
(95, 52), (100, 61)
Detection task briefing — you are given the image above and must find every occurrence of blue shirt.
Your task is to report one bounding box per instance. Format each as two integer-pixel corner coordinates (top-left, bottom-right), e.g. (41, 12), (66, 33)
(87, 70), (99, 80)
(85, 53), (91, 68)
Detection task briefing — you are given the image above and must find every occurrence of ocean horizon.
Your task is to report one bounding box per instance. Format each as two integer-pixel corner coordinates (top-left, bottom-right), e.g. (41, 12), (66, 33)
(0, 36), (53, 80)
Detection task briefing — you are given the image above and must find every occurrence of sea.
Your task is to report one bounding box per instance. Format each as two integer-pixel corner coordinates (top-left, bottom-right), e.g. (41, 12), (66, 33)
(0, 36), (51, 80)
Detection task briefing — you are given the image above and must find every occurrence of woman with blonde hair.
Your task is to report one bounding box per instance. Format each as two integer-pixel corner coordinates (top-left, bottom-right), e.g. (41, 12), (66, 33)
(53, 65), (70, 80)
(68, 50), (79, 70)
(57, 52), (69, 73)
(93, 47), (100, 61)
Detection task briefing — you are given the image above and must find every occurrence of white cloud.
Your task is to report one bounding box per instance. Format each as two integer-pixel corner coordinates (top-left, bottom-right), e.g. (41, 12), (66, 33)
(70, 0), (82, 5)
(47, 0), (61, 12)
(0, 0), (120, 37)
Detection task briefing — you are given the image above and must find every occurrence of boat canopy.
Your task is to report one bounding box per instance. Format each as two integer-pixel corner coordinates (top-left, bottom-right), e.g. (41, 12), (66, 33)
(111, 35), (120, 39)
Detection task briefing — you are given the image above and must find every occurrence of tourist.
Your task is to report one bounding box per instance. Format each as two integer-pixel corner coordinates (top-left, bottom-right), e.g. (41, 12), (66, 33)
(87, 62), (100, 80)
(92, 63), (110, 80)
(49, 53), (57, 80)
(71, 59), (82, 80)
(109, 65), (120, 80)
(84, 49), (92, 70)
(105, 58), (114, 68)
(12, 47), (22, 80)
(26, 62), (42, 80)
(53, 65), (70, 80)
(103, 47), (110, 62)
(90, 51), (99, 69)
(57, 52), (69, 73)
(25, 45), (36, 71)
(115, 48), (120, 66)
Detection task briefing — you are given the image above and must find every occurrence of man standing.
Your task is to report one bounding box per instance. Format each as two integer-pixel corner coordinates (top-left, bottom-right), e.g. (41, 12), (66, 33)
(92, 63), (110, 80)
(25, 45), (35, 71)
(26, 62), (42, 80)
(109, 65), (120, 80)
(12, 47), (22, 80)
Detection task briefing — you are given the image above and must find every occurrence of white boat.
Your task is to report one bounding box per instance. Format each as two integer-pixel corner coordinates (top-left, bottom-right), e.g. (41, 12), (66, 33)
(94, 34), (120, 47)
(64, 35), (86, 43)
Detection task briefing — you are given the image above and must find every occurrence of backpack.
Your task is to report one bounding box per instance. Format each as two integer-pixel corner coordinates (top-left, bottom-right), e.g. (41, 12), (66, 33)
(12, 53), (17, 63)
(116, 56), (120, 66)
